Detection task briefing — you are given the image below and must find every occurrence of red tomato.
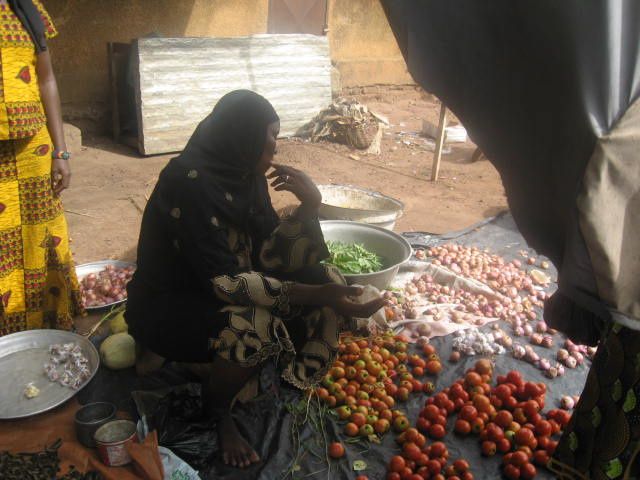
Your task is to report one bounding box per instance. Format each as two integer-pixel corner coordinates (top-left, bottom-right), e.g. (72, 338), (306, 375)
(434, 414), (448, 427)
(416, 417), (431, 433)
(416, 452), (429, 466)
(399, 467), (413, 478)
(506, 370), (523, 385)
(524, 382), (540, 399)
(494, 384), (512, 401)
(374, 418), (391, 434)
(497, 438), (512, 453)
(453, 459), (470, 473)
(546, 439), (559, 455)
(460, 405), (478, 422)
(471, 417), (485, 434)
(351, 413), (367, 427)
(503, 464), (521, 480)
(473, 394), (492, 413)
(427, 459), (442, 475)
(487, 424), (505, 442)
(462, 473), (474, 480)
(535, 420), (552, 437)
(426, 360), (443, 375)
(455, 419), (471, 435)
(416, 466), (430, 478)
(465, 372), (483, 388)
(429, 441), (448, 458)
(402, 427), (417, 442)
(495, 410), (514, 428)
(344, 423), (359, 437)
(481, 440), (497, 456)
(510, 451), (529, 467)
(355, 476), (369, 480)
(429, 423), (446, 439)
(515, 428), (535, 447)
(389, 455), (406, 473)
(444, 465), (457, 477)
(520, 463), (537, 479)
(328, 442), (345, 458)
(533, 449), (550, 466)
(423, 404), (440, 421)
(518, 445), (534, 459)
(403, 442), (422, 461)
(503, 395), (519, 410)
(523, 400), (540, 420)
(386, 474), (401, 480)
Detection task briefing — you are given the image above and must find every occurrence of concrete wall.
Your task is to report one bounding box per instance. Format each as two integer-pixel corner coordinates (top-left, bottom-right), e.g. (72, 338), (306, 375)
(44, 0), (412, 131)
(328, 0), (413, 88)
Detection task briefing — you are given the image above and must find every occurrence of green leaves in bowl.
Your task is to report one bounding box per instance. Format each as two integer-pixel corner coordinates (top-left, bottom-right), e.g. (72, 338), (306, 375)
(325, 241), (384, 274)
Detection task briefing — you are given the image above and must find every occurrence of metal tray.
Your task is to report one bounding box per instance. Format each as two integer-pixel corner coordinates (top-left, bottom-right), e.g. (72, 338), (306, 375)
(0, 330), (100, 419)
(76, 260), (136, 311)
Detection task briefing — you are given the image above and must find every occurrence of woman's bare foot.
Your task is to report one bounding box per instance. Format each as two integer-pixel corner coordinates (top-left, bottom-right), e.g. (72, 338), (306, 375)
(218, 412), (260, 468)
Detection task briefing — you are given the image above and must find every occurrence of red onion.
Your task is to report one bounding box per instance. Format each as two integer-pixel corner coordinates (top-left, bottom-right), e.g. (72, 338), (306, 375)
(80, 265), (135, 307)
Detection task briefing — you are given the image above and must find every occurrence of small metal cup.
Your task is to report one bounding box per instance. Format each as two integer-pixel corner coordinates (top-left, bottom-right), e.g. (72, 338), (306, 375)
(74, 402), (117, 448)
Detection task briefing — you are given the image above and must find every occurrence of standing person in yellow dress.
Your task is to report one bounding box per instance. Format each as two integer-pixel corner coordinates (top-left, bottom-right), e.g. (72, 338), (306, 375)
(0, 0), (83, 336)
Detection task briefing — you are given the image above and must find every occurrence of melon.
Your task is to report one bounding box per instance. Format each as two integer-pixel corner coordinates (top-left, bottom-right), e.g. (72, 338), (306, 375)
(100, 332), (136, 370)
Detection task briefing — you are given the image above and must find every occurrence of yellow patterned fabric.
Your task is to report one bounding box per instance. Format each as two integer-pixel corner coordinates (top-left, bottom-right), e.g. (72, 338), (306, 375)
(0, 126), (83, 335)
(0, 2), (82, 336)
(0, 0), (57, 140)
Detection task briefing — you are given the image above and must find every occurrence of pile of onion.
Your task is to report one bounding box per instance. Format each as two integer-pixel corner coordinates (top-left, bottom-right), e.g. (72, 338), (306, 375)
(80, 265), (134, 307)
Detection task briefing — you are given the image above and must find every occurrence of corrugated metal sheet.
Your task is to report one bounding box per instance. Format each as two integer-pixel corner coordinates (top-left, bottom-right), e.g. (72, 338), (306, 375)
(135, 35), (332, 155)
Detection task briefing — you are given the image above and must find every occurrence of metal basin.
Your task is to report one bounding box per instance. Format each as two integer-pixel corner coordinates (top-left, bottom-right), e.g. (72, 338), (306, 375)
(321, 221), (412, 290)
(318, 185), (404, 230)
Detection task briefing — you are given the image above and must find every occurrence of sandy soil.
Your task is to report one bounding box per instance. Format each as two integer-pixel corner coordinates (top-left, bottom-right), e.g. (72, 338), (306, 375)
(63, 87), (507, 265)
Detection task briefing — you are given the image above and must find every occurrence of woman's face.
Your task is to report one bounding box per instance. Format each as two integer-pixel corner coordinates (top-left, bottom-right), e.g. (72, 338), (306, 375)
(256, 121), (280, 174)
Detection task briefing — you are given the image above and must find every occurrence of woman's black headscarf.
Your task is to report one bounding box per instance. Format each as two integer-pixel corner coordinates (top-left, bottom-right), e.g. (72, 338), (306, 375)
(175, 90), (281, 241)
(8, 0), (47, 52)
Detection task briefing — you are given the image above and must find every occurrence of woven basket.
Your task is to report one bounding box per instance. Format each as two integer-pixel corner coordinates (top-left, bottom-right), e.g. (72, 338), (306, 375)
(336, 120), (378, 149)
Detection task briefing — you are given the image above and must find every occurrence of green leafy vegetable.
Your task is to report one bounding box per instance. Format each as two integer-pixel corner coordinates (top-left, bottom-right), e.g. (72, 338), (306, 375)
(325, 241), (383, 274)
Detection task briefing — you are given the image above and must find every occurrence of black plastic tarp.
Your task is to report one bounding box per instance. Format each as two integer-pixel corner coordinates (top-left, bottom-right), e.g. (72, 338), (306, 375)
(382, 0), (640, 327)
(78, 214), (589, 479)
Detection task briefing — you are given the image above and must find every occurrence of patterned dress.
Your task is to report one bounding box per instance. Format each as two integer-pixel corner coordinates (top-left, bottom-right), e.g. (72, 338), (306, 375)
(0, 1), (83, 336)
(126, 160), (347, 390)
(550, 323), (640, 480)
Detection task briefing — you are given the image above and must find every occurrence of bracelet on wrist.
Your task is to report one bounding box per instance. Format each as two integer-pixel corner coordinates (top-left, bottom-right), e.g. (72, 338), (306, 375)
(52, 149), (71, 160)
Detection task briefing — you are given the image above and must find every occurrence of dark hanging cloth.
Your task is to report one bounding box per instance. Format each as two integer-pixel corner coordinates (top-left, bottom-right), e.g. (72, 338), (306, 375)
(381, 0), (640, 339)
(8, 0), (47, 52)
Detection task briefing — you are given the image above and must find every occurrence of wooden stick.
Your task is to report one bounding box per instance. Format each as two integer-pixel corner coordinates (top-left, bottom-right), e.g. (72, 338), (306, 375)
(128, 196), (144, 214)
(65, 209), (97, 219)
(431, 102), (448, 182)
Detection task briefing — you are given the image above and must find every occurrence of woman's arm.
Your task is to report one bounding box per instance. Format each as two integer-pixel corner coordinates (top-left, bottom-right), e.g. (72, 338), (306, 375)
(37, 50), (70, 195)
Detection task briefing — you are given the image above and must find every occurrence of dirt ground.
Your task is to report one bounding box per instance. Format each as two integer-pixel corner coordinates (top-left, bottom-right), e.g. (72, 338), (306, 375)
(63, 87), (507, 265)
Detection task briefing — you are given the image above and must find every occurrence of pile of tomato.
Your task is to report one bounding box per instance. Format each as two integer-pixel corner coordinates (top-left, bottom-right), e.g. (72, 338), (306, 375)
(386, 357), (570, 479)
(317, 335), (443, 440)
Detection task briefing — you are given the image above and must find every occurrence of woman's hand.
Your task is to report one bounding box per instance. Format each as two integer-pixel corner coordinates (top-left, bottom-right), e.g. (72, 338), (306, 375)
(318, 284), (387, 318)
(51, 158), (71, 195)
(268, 164), (322, 212)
